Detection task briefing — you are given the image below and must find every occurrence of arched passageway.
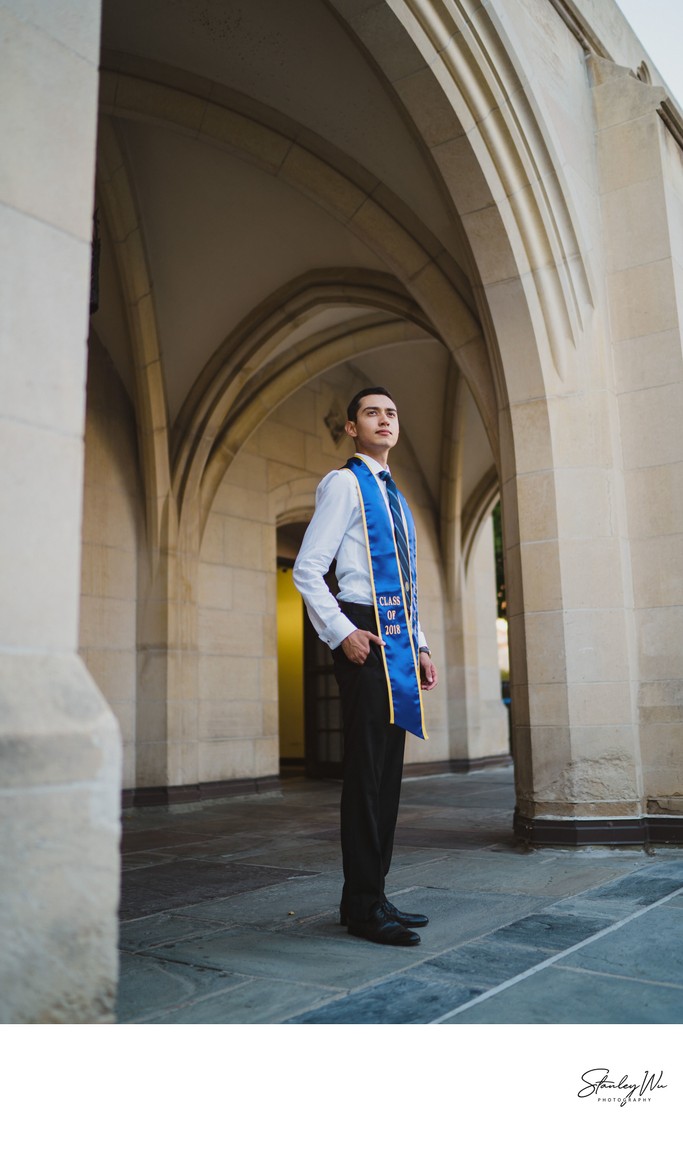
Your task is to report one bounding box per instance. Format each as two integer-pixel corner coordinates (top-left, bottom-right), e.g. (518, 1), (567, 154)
(3, 0), (683, 1022)
(86, 0), (683, 848)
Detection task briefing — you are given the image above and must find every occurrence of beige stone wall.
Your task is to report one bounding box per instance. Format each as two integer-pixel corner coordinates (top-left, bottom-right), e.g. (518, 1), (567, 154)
(198, 446), (277, 780)
(79, 334), (142, 789)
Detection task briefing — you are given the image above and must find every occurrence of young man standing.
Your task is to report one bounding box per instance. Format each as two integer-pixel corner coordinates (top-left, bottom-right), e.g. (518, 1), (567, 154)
(293, 388), (438, 946)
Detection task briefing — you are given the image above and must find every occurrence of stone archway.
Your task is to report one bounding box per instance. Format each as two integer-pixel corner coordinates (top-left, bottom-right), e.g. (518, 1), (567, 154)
(6, 0), (683, 1029)
(325, 1), (651, 841)
(95, 3), (660, 841)
(95, 51), (560, 814)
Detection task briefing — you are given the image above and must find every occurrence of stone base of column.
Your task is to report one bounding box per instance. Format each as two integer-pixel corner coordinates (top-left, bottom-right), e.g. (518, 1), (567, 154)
(0, 654), (121, 1023)
(514, 811), (683, 847)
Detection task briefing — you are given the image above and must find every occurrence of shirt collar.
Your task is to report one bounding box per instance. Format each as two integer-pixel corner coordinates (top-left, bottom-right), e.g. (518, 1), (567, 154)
(356, 453), (389, 477)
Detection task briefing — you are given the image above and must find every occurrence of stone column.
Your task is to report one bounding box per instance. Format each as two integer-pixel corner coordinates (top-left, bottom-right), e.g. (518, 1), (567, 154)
(594, 58), (683, 840)
(442, 517), (510, 767)
(462, 518), (510, 762)
(0, 1), (121, 1022)
(136, 513), (200, 799)
(507, 384), (643, 844)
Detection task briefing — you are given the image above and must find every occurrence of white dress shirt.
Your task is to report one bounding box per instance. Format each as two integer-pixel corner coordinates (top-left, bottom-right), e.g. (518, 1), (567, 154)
(293, 453), (428, 651)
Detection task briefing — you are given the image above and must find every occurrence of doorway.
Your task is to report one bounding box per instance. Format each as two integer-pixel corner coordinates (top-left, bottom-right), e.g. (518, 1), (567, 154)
(276, 523), (344, 779)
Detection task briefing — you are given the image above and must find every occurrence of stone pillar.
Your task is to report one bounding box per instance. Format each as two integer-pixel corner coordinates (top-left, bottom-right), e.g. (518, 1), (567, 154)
(462, 518), (510, 762)
(508, 392), (643, 844)
(442, 518), (510, 767)
(0, 1), (121, 1021)
(594, 58), (683, 839)
(136, 514), (200, 799)
(509, 59), (683, 847)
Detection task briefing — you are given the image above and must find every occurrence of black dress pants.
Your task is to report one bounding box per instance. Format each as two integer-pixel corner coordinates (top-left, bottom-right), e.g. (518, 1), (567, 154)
(332, 601), (406, 922)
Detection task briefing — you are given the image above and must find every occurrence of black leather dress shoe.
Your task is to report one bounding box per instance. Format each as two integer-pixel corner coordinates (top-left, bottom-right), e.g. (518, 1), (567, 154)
(340, 898), (429, 929)
(347, 903), (421, 947)
(383, 898), (429, 929)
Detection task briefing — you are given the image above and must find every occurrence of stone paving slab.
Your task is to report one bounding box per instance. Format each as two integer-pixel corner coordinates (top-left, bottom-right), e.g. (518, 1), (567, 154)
(420, 938), (555, 989)
(393, 826), (517, 851)
(148, 924), (429, 989)
(311, 820), (515, 850)
(244, 839), (461, 875)
(133, 875), (343, 933)
(558, 903), (683, 986)
(395, 808), (509, 831)
(230, 839), (346, 871)
(154, 809), (288, 835)
(120, 859), (316, 920)
(549, 894), (652, 922)
(397, 805), (510, 823)
(119, 911), (236, 952)
(121, 851), (180, 871)
(121, 827), (215, 852)
(485, 909), (617, 953)
(138, 976), (337, 1024)
(402, 776), (513, 795)
(393, 809), (454, 828)
(117, 950), (248, 1022)
(404, 809), (516, 830)
(578, 870), (683, 907)
(442, 965), (683, 1025)
(384, 850), (452, 874)
(389, 853), (648, 899)
(258, 832), (455, 876)
(638, 858), (683, 873)
(288, 973), (481, 1025)
(135, 832), (279, 861)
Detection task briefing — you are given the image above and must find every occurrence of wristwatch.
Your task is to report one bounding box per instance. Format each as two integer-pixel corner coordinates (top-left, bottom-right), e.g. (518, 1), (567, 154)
(419, 646), (431, 657)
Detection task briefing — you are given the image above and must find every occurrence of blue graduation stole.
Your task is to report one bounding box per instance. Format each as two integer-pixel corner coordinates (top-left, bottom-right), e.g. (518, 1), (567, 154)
(344, 455), (428, 740)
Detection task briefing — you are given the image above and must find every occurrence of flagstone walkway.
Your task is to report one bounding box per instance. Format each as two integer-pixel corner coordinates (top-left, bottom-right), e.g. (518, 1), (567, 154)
(117, 766), (683, 1024)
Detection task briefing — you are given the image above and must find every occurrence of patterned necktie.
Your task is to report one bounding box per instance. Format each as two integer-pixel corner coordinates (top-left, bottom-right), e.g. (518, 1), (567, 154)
(379, 470), (412, 610)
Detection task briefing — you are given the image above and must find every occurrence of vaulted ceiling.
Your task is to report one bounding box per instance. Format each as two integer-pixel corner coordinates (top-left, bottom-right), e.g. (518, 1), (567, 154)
(93, 0), (496, 528)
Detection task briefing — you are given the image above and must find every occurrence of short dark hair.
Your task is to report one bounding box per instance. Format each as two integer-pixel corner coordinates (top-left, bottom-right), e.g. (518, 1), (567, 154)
(346, 387), (396, 423)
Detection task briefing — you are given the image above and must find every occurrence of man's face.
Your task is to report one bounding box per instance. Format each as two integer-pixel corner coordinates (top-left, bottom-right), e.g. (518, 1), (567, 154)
(346, 395), (399, 453)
